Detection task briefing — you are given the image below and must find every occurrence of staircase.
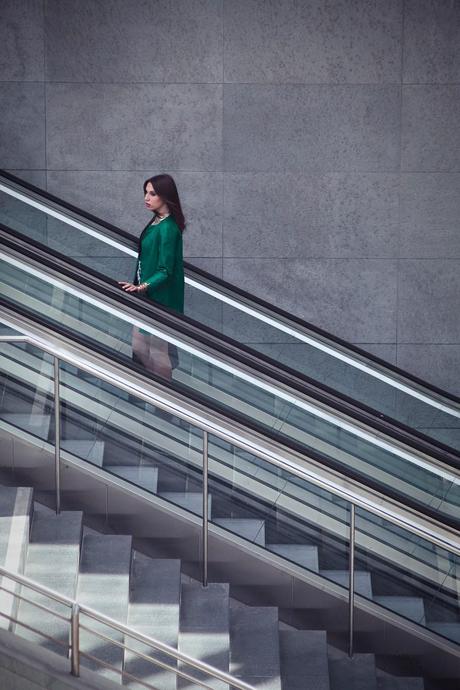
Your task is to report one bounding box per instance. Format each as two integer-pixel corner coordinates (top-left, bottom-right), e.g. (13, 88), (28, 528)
(1, 483), (455, 690)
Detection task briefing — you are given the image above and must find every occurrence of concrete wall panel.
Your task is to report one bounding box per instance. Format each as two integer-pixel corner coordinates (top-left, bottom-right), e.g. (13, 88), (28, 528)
(398, 260), (460, 343)
(224, 0), (402, 84)
(0, 83), (45, 168)
(46, 83), (223, 171)
(402, 86), (460, 171)
(224, 85), (401, 172)
(400, 174), (460, 258)
(45, 0), (222, 83)
(0, 0), (44, 81)
(223, 173), (399, 258)
(404, 0), (460, 83)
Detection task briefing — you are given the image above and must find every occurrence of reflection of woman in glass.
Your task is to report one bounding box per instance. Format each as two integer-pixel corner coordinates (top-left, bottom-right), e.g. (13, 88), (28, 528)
(119, 174), (185, 381)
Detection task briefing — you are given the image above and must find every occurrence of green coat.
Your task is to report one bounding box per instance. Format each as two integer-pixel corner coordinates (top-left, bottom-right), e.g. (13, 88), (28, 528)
(135, 216), (184, 314)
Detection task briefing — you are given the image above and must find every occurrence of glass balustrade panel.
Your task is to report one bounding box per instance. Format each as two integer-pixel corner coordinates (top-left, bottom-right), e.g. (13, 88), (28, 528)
(1, 255), (459, 526)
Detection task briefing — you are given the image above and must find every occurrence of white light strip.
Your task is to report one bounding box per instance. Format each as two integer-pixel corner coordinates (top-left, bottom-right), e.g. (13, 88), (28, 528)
(186, 278), (460, 419)
(1, 181), (458, 418)
(0, 183), (137, 258)
(1, 250), (459, 485)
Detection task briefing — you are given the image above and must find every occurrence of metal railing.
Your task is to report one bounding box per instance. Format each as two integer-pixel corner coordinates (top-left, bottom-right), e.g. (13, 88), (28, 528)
(1, 241), (459, 514)
(0, 564), (255, 690)
(1, 329), (459, 661)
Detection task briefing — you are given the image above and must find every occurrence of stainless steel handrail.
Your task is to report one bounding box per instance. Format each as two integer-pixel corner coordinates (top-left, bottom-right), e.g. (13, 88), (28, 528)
(1, 174), (459, 418)
(1, 246), (458, 491)
(0, 565), (256, 690)
(1, 329), (458, 555)
(1, 327), (460, 661)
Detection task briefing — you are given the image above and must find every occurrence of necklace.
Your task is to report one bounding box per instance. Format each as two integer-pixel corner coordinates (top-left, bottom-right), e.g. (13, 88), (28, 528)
(152, 213), (170, 225)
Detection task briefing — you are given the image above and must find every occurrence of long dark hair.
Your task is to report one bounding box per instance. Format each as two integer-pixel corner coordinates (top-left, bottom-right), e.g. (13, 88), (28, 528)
(143, 174), (186, 232)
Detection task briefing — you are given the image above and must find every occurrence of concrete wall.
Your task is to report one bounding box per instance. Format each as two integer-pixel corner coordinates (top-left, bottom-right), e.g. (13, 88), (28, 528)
(1, 0), (459, 396)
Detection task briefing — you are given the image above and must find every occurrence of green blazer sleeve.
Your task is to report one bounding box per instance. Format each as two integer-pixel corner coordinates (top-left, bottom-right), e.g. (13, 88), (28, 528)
(143, 222), (178, 291)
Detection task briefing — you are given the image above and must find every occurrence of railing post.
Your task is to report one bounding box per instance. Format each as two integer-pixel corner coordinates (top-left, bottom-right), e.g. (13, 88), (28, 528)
(70, 603), (80, 676)
(54, 356), (61, 514)
(348, 503), (356, 658)
(202, 430), (208, 588)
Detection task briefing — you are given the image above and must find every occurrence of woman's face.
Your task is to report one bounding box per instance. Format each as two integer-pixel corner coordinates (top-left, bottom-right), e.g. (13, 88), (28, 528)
(144, 182), (164, 212)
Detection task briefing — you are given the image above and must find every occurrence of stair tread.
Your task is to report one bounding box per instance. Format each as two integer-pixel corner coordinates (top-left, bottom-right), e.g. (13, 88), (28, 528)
(105, 465), (158, 493)
(269, 544), (319, 572)
(0, 487), (33, 631)
(78, 534), (132, 682)
(214, 518), (265, 546)
(320, 569), (373, 598)
(2, 413), (50, 440)
(125, 553), (181, 690)
(280, 630), (330, 690)
(178, 583), (230, 690)
(62, 440), (105, 466)
(429, 622), (460, 643)
(377, 670), (425, 689)
(230, 605), (281, 690)
(374, 596), (426, 625)
(16, 510), (82, 649)
(159, 492), (211, 517)
(328, 645), (377, 690)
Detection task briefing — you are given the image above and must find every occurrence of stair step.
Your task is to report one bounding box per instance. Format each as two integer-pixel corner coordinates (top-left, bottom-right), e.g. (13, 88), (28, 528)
(2, 413), (50, 440)
(429, 622), (460, 643)
(377, 670), (425, 689)
(268, 544), (319, 571)
(105, 465), (158, 493)
(124, 553), (181, 690)
(374, 597), (426, 625)
(16, 509), (82, 652)
(178, 583), (229, 689)
(77, 533), (132, 682)
(230, 605), (281, 690)
(160, 492), (211, 516)
(0, 486), (33, 630)
(62, 440), (105, 466)
(0, 384), (49, 414)
(214, 518), (265, 546)
(320, 570), (373, 598)
(328, 645), (377, 690)
(279, 630), (330, 690)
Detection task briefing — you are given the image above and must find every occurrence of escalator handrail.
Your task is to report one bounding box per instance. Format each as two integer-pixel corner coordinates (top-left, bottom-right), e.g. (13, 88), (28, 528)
(0, 288), (458, 535)
(1, 168), (459, 413)
(1, 221), (460, 478)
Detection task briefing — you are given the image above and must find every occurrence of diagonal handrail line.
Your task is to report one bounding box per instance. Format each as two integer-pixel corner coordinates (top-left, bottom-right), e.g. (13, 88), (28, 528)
(0, 330), (459, 555)
(0, 565), (256, 690)
(1, 168), (459, 415)
(1, 245), (458, 485)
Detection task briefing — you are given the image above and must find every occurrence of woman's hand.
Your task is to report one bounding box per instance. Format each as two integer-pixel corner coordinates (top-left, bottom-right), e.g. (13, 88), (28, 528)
(118, 281), (148, 293)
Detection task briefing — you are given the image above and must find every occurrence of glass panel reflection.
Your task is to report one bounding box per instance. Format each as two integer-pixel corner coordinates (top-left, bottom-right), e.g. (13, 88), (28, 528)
(1, 254), (459, 526)
(355, 507), (460, 645)
(1, 176), (459, 453)
(208, 436), (350, 583)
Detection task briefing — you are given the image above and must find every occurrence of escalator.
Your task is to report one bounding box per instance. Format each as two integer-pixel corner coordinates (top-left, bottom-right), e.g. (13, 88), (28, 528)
(1, 169), (459, 457)
(0, 169), (459, 526)
(0, 170), (459, 685)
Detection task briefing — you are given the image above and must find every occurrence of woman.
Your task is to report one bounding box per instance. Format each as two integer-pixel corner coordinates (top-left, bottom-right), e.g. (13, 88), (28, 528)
(119, 174), (185, 381)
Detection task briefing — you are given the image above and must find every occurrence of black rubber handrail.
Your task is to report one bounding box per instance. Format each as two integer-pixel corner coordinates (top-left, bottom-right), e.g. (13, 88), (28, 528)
(1, 168), (459, 407)
(1, 221), (459, 470)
